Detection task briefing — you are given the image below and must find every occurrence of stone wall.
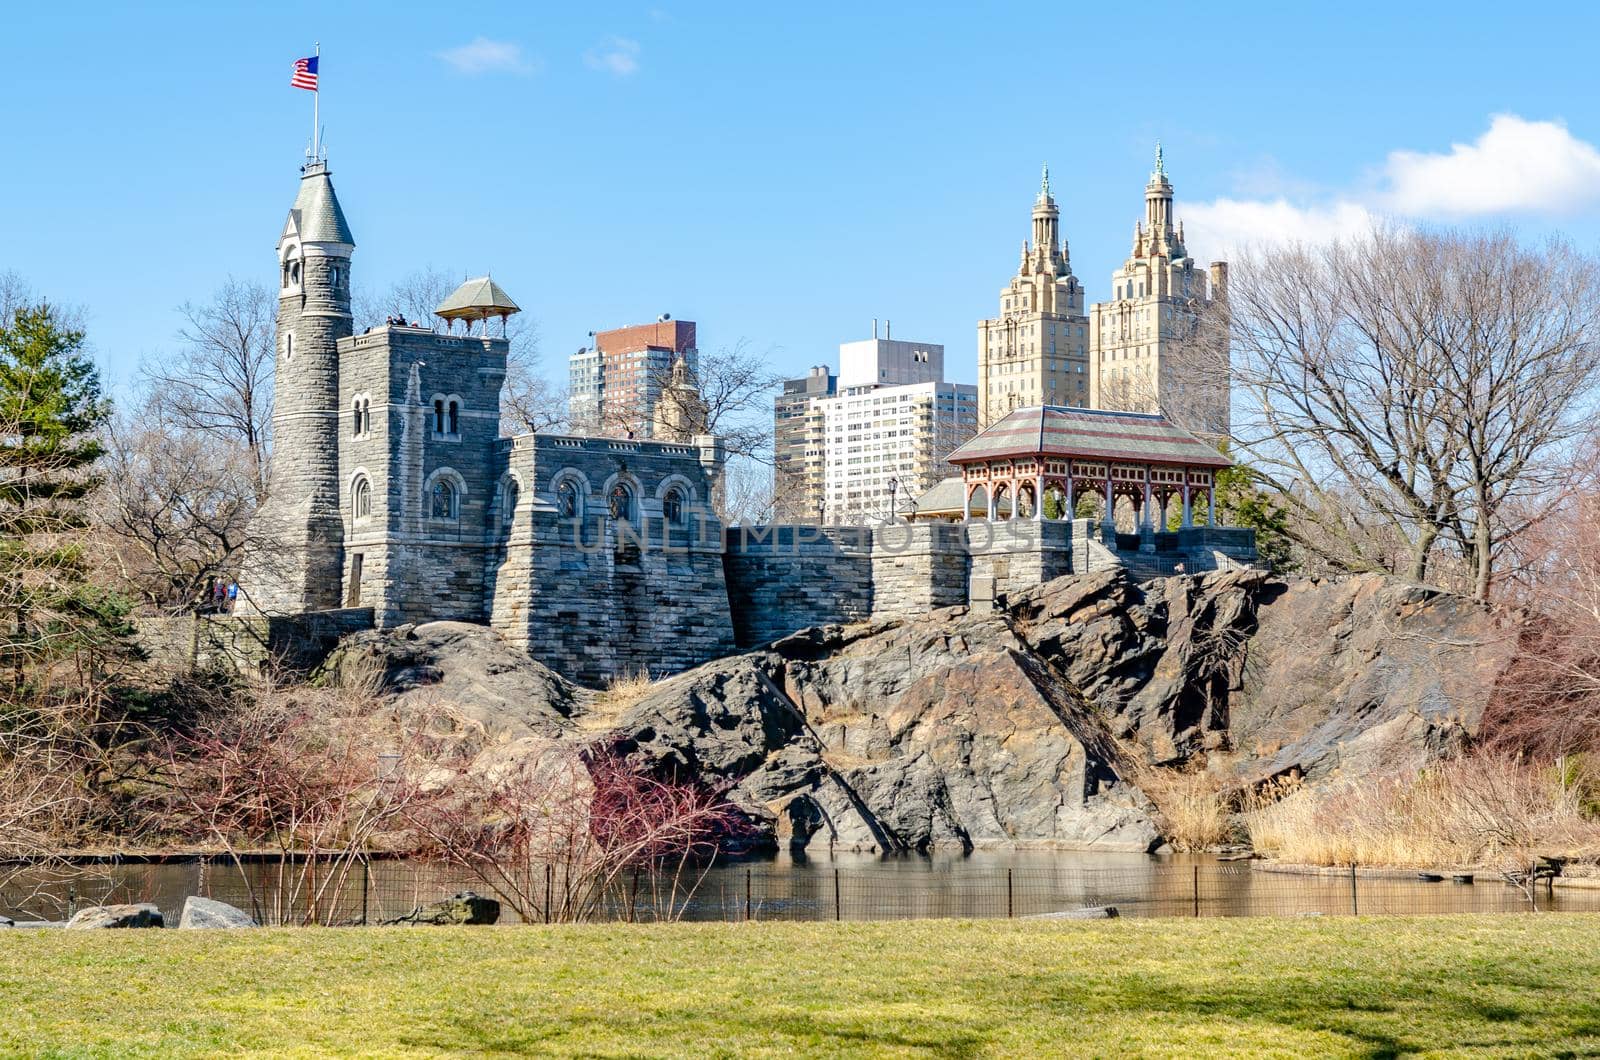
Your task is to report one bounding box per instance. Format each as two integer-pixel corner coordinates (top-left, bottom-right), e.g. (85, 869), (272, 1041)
(489, 434), (735, 686)
(869, 522), (970, 617)
(135, 608), (374, 676)
(724, 526), (875, 648)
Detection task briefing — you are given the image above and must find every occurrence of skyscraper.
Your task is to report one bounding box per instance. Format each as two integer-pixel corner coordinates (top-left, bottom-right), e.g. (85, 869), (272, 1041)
(567, 316), (698, 437)
(773, 365), (836, 522)
(1088, 146), (1229, 435)
(976, 166), (1091, 429)
(818, 330), (977, 523)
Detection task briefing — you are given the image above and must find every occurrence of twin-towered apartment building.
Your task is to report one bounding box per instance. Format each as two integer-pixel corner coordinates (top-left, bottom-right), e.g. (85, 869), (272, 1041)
(564, 148), (1227, 524)
(776, 148), (1229, 523)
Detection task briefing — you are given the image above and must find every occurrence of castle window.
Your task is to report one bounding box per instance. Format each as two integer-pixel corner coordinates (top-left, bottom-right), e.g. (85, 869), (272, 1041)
(290, 261), (301, 285)
(502, 480), (520, 526)
(448, 400), (460, 436)
(430, 480), (457, 521)
(352, 476), (371, 520)
(433, 399), (445, 435)
(285, 333), (293, 362)
(609, 483), (634, 523)
(556, 480), (579, 518)
(662, 487), (685, 525)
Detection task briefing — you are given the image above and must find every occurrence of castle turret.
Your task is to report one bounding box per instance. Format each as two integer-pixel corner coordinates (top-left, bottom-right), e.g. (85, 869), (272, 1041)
(239, 161), (355, 613)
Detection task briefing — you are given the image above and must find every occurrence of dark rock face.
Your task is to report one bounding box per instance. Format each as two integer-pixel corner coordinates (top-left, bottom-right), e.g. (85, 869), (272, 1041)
(346, 571), (1515, 851)
(65, 903), (164, 929)
(387, 891), (501, 926)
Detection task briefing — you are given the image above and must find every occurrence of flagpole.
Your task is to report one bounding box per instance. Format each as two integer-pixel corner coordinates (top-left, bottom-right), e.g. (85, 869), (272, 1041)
(313, 42), (321, 161)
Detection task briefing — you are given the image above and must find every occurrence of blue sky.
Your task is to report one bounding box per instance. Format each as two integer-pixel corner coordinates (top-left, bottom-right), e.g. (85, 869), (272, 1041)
(6, 1), (1600, 395)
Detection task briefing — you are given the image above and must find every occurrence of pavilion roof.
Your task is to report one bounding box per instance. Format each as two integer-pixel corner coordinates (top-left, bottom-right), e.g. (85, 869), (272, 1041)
(436, 276), (521, 321)
(948, 406), (1230, 469)
(912, 475), (1006, 516)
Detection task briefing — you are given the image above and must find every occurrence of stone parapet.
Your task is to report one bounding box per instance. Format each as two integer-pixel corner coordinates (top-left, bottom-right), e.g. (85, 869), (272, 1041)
(135, 608), (374, 677)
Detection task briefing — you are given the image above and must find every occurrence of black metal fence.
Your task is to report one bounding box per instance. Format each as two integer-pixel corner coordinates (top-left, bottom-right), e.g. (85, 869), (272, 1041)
(4, 858), (1596, 926)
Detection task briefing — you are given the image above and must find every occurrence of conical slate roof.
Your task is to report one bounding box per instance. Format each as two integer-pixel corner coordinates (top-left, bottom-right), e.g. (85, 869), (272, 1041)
(287, 164), (355, 245)
(435, 276), (521, 321)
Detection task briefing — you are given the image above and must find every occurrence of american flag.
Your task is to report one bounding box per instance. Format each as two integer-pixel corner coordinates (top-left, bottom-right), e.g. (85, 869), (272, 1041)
(291, 55), (319, 91)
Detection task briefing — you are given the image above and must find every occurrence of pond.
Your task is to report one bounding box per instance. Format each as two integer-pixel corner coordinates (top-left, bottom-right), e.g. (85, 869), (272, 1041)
(5, 850), (1597, 926)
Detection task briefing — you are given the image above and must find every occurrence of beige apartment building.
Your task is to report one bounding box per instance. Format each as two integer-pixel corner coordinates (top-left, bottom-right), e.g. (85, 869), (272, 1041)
(1088, 146), (1229, 435)
(975, 167), (1091, 429)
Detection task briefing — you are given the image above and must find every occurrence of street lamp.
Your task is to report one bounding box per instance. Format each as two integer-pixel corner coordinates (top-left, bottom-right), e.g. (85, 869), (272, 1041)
(815, 498), (826, 526)
(887, 476), (900, 523)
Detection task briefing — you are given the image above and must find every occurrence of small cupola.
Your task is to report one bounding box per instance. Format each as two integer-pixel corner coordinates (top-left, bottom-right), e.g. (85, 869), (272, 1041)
(435, 276), (521, 336)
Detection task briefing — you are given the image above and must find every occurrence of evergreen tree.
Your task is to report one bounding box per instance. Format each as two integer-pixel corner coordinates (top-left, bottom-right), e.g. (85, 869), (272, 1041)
(0, 303), (128, 693)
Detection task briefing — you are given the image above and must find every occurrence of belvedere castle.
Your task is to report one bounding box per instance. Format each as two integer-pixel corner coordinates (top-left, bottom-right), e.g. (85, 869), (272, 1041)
(230, 160), (1255, 686)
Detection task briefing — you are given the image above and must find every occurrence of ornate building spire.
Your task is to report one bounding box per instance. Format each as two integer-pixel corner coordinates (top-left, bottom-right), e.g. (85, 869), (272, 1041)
(1038, 162), (1052, 204)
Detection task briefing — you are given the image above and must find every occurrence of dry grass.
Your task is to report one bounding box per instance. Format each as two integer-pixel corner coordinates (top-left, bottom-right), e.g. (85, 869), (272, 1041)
(1121, 755), (1237, 851)
(1244, 754), (1600, 869)
(578, 668), (657, 732)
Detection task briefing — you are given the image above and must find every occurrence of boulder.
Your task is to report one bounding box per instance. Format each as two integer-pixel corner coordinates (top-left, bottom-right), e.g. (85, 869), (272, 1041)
(388, 891), (500, 926)
(321, 621), (586, 743)
(65, 903), (164, 929)
(178, 896), (257, 929)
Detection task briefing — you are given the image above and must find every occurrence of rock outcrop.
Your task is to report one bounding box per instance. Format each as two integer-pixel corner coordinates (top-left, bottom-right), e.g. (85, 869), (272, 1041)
(65, 903), (164, 929)
(342, 570), (1517, 851)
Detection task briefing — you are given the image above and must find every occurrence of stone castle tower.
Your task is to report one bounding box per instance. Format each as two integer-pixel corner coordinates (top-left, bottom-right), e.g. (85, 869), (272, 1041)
(976, 165), (1091, 428)
(239, 160), (356, 614)
(1087, 145), (1229, 435)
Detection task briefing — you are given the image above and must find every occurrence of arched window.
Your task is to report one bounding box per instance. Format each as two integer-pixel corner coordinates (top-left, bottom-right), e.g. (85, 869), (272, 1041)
(285, 333), (294, 362)
(448, 399), (460, 436)
(290, 260), (302, 285)
(609, 483), (633, 522)
(502, 480), (519, 526)
(662, 487), (685, 525)
(433, 399), (445, 435)
(352, 476), (371, 520)
(430, 479), (457, 521)
(352, 398), (363, 437)
(362, 398), (372, 435)
(555, 480), (579, 518)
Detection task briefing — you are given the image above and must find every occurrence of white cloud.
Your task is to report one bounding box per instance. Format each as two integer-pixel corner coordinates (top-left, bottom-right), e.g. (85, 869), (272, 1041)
(438, 38), (538, 77)
(1182, 198), (1376, 263)
(585, 37), (640, 77)
(1178, 114), (1600, 261)
(1380, 114), (1600, 216)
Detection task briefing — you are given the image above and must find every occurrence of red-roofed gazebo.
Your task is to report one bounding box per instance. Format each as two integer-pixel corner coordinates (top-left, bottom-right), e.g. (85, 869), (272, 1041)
(946, 405), (1230, 531)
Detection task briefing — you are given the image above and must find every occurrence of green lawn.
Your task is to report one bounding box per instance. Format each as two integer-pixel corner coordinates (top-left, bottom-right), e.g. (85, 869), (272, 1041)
(3, 916), (1599, 1057)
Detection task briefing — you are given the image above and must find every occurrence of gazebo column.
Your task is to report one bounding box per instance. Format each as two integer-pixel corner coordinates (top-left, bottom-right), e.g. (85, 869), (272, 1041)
(963, 481), (973, 523)
(1102, 474), (1115, 542)
(1034, 474), (1045, 522)
(1064, 476), (1074, 522)
(1140, 466), (1156, 552)
(1206, 486), (1215, 528)
(1182, 470), (1193, 529)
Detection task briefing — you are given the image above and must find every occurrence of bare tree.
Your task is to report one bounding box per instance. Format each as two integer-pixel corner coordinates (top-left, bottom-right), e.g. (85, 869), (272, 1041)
(96, 396), (259, 613)
(1194, 227), (1600, 598)
(144, 279), (277, 495)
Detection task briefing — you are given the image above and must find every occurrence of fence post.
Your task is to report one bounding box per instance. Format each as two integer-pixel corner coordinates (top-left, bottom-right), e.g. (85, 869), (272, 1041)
(1007, 869), (1014, 918)
(361, 859), (370, 925)
(544, 863), (553, 924)
(834, 869), (841, 922)
(1193, 865), (1200, 917)
(67, 884), (77, 920)
(1349, 863), (1358, 916)
(745, 867), (753, 922)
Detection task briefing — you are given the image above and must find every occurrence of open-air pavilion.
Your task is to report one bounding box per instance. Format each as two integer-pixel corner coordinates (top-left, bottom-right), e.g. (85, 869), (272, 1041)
(944, 405), (1231, 538)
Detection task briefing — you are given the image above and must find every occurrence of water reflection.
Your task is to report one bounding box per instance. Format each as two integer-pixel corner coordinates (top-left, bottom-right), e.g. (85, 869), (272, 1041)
(4, 851), (1596, 925)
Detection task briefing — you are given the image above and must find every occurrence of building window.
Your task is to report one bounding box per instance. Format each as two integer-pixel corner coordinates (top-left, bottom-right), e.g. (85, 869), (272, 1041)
(433, 399), (444, 434)
(448, 400), (460, 436)
(502, 479), (519, 526)
(432, 397), (462, 439)
(352, 476), (371, 520)
(556, 480), (579, 518)
(662, 487), (685, 525)
(430, 480), (457, 521)
(609, 483), (634, 522)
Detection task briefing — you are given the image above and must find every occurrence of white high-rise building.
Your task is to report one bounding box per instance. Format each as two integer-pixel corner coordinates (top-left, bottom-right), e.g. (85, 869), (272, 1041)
(819, 329), (977, 523)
